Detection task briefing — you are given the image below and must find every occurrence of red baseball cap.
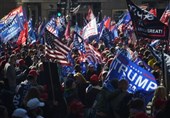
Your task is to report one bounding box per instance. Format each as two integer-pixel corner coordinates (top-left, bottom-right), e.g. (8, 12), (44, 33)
(90, 74), (99, 85)
(18, 59), (25, 66)
(28, 69), (39, 77)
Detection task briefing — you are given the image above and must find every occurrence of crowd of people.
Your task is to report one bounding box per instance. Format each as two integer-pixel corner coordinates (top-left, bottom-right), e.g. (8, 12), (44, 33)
(0, 9), (170, 118)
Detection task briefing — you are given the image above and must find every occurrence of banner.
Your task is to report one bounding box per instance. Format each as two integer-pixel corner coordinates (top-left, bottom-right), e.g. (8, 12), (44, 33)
(0, 15), (23, 43)
(106, 54), (158, 93)
(126, 0), (169, 40)
(0, 6), (25, 26)
(28, 18), (36, 44)
(82, 18), (98, 40)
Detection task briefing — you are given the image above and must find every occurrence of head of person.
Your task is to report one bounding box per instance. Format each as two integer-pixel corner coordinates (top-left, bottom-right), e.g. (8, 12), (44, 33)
(12, 108), (29, 118)
(24, 87), (41, 105)
(88, 63), (95, 71)
(153, 62), (161, 70)
(118, 79), (129, 91)
(74, 64), (81, 73)
(129, 98), (145, 112)
(26, 98), (45, 114)
(154, 86), (167, 99)
(128, 98), (146, 118)
(65, 78), (76, 89)
(110, 79), (119, 89)
(28, 69), (39, 80)
(26, 75), (37, 85)
(40, 54), (46, 62)
(90, 74), (99, 86)
(8, 54), (16, 65)
(32, 55), (39, 63)
(74, 72), (86, 84)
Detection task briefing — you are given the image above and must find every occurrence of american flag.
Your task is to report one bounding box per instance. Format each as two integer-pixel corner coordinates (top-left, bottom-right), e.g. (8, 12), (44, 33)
(160, 4), (170, 26)
(73, 31), (86, 54)
(45, 29), (71, 66)
(45, 17), (59, 37)
(84, 44), (103, 64)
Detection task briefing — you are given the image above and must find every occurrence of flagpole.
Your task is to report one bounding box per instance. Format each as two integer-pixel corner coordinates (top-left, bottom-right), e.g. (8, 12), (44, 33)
(165, 7), (170, 95)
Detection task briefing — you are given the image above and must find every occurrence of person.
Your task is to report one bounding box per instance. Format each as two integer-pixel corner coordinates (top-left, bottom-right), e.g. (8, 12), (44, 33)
(23, 87), (41, 107)
(74, 64), (88, 104)
(95, 79), (119, 118)
(84, 74), (102, 118)
(26, 98), (45, 118)
(3, 54), (17, 92)
(4, 55), (28, 93)
(85, 63), (97, 81)
(13, 70), (39, 108)
(64, 78), (84, 118)
(85, 74), (102, 108)
(110, 79), (131, 118)
(36, 62), (47, 86)
(155, 99), (170, 118)
(151, 86), (167, 117)
(64, 78), (78, 104)
(128, 98), (150, 118)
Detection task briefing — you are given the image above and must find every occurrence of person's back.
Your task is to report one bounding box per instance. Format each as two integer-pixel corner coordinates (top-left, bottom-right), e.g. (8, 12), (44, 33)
(85, 74), (102, 108)
(95, 87), (113, 118)
(110, 79), (131, 118)
(85, 87), (101, 108)
(4, 54), (17, 92)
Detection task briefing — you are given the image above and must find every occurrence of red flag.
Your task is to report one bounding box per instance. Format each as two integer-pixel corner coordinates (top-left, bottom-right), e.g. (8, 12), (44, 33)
(17, 22), (28, 46)
(160, 5), (170, 26)
(104, 17), (111, 29)
(86, 6), (95, 21)
(149, 8), (157, 17)
(64, 21), (71, 40)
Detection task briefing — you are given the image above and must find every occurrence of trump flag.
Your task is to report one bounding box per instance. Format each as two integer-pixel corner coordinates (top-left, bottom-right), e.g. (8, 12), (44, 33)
(106, 54), (158, 93)
(126, 0), (169, 40)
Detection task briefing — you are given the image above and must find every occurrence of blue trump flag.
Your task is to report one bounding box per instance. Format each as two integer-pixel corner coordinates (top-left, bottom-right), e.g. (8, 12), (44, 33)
(105, 54), (158, 103)
(28, 18), (36, 44)
(45, 17), (65, 39)
(0, 15), (23, 43)
(116, 11), (131, 27)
